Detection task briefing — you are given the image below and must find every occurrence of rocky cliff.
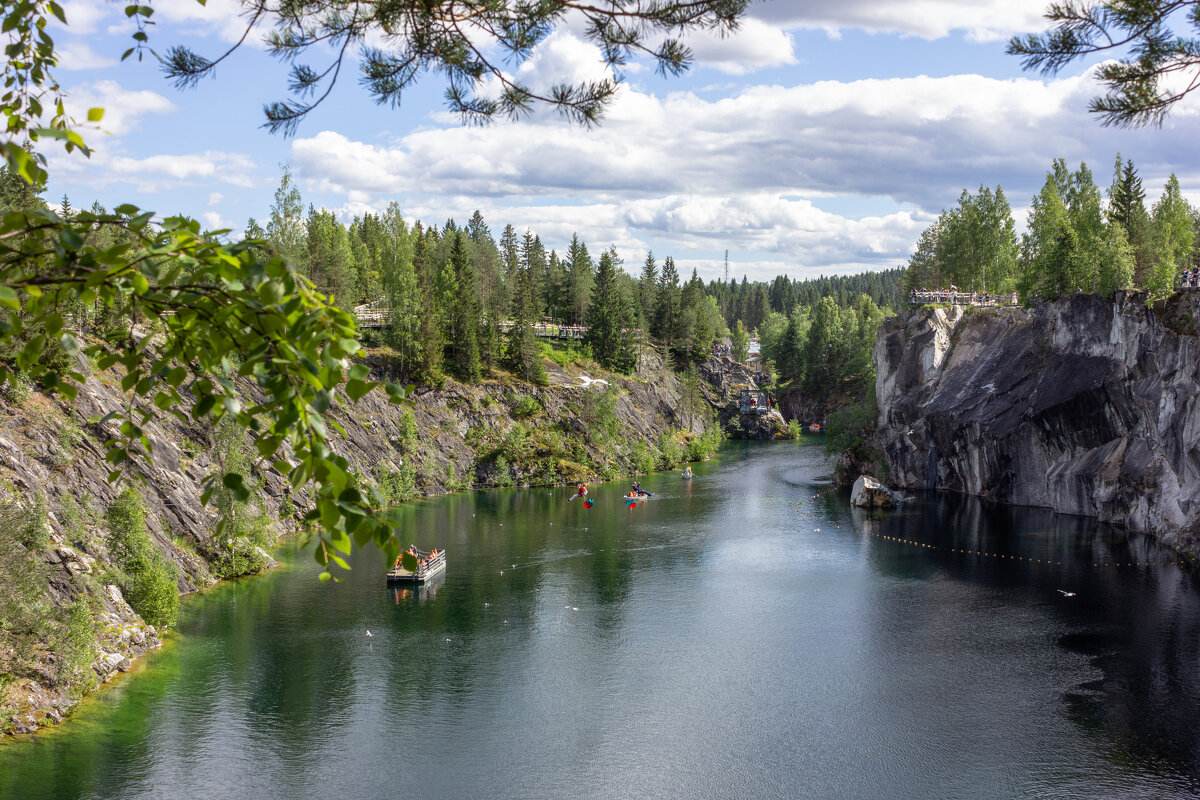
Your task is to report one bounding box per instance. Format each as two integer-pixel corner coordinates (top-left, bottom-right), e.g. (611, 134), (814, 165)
(874, 291), (1200, 554)
(1, 345), (733, 734)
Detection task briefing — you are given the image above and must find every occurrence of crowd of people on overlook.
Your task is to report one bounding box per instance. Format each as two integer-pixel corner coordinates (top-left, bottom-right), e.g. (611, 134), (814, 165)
(909, 287), (1020, 306)
(1178, 267), (1200, 290)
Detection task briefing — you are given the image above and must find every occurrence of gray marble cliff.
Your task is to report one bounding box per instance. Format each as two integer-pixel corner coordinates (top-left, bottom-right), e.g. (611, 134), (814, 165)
(874, 291), (1200, 554)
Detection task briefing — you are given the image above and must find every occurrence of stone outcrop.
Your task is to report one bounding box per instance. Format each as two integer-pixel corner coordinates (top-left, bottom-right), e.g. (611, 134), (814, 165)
(850, 475), (898, 508)
(874, 291), (1200, 554)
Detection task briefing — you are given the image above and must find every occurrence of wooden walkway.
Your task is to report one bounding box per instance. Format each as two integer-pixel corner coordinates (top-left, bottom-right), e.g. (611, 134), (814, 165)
(355, 306), (588, 339)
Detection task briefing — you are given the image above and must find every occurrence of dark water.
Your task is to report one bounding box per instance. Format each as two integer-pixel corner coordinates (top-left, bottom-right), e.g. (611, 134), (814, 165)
(4, 441), (1200, 799)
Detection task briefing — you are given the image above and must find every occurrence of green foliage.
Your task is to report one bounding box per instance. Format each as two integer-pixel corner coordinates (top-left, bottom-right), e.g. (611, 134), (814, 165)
(510, 393), (542, 419)
(572, 384), (622, 447)
(0, 503), (53, 681)
(656, 429), (686, 470)
(375, 463), (418, 505)
(489, 456), (515, 487)
(685, 427), (724, 462)
(1149, 174), (1196, 295)
(730, 320), (750, 362)
(54, 596), (96, 693)
(904, 184), (1019, 294)
(208, 417), (273, 578)
(628, 440), (658, 475)
(104, 488), (179, 629)
(824, 391), (887, 484)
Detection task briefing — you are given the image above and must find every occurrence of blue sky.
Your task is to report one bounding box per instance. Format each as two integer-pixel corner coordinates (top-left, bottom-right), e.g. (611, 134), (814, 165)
(46, 0), (1200, 282)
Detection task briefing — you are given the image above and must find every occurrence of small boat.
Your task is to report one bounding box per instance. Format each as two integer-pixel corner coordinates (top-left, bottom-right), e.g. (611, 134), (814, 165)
(387, 545), (446, 584)
(807, 423), (822, 433)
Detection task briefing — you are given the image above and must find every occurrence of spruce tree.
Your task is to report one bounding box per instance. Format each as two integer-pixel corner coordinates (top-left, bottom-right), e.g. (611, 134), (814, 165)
(379, 203), (422, 377)
(565, 234), (594, 326)
(652, 256), (681, 347)
(505, 264), (547, 385)
(585, 249), (637, 372)
(305, 207), (358, 303)
(447, 233), (481, 381)
(639, 252), (658, 326)
(1107, 155), (1151, 285)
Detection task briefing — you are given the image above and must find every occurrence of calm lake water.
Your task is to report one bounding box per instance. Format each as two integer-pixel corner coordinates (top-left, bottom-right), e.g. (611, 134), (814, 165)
(4, 441), (1200, 799)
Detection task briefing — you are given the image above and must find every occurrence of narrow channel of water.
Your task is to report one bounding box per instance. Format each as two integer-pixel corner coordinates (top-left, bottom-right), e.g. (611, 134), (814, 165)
(3, 441), (1200, 799)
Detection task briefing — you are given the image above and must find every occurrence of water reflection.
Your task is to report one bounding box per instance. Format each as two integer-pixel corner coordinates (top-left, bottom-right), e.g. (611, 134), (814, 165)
(4, 443), (1200, 800)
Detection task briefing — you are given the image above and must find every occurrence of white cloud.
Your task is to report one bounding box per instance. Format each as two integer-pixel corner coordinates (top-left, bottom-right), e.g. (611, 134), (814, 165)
(750, 0), (1048, 42)
(57, 40), (117, 70)
(64, 80), (175, 136)
(201, 211), (233, 230)
(207, 192), (224, 207)
(58, 0), (112, 34)
(51, 149), (258, 193)
(686, 18), (798, 75)
(137, 0), (263, 45)
(287, 61), (1200, 276)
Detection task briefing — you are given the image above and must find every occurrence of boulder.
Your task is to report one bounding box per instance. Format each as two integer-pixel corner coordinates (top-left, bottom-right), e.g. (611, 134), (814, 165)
(851, 475), (898, 509)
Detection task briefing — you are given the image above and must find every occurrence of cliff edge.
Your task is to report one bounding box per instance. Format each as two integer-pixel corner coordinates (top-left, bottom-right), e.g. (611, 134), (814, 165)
(875, 291), (1200, 554)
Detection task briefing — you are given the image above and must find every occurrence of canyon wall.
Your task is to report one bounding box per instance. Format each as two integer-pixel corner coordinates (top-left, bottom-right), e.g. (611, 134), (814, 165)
(874, 291), (1200, 555)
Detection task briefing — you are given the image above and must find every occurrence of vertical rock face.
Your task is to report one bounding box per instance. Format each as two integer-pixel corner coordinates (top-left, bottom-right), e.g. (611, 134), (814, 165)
(874, 292), (1200, 554)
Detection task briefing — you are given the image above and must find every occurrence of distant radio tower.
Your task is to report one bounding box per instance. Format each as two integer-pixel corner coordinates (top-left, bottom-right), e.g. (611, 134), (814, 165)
(724, 250), (729, 283)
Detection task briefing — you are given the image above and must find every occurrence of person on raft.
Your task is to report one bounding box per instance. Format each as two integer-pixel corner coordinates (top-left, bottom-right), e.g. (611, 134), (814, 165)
(682, 466), (693, 479)
(631, 481), (652, 497)
(567, 484), (588, 502)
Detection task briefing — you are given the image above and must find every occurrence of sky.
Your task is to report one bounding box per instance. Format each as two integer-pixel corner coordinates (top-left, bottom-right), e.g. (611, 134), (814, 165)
(45, 0), (1200, 283)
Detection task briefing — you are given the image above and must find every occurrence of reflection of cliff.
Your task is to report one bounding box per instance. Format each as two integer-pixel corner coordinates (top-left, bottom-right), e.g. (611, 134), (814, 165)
(858, 492), (1200, 780)
(874, 292), (1200, 555)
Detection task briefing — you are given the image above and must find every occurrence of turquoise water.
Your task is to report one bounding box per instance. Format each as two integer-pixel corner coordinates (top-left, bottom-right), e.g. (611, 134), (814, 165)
(3, 441), (1200, 799)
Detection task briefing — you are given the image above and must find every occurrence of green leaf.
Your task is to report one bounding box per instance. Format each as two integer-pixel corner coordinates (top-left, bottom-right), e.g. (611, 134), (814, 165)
(345, 378), (375, 402)
(401, 552), (419, 572)
(0, 287), (18, 310)
(86, 107), (104, 122)
(222, 472), (251, 502)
